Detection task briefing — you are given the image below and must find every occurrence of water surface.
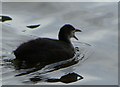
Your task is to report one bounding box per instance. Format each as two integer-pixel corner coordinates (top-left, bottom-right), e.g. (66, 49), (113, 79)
(1, 2), (118, 85)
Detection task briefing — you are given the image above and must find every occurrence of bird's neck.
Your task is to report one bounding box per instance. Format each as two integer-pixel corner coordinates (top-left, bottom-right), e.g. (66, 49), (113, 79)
(58, 34), (71, 43)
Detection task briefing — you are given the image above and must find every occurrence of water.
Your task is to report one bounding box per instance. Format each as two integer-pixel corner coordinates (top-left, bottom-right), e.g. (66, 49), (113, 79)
(1, 2), (118, 85)
(1, 40), (93, 84)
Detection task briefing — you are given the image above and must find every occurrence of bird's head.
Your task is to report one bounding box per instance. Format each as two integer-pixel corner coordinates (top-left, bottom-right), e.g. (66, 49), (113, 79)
(59, 24), (82, 43)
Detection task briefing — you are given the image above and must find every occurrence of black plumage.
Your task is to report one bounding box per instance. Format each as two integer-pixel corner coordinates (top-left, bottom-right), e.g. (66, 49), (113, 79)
(13, 24), (81, 70)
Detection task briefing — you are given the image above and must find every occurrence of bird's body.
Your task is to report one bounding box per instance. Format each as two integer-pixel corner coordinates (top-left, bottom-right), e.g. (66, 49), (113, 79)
(13, 24), (81, 70)
(14, 38), (74, 69)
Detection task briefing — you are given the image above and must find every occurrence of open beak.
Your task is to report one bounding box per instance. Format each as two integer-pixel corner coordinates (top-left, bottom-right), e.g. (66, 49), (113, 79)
(75, 29), (82, 32)
(73, 29), (82, 40)
(73, 35), (79, 40)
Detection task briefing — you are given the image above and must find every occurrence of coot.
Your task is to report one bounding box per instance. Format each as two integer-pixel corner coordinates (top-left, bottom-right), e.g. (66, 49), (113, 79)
(13, 24), (81, 70)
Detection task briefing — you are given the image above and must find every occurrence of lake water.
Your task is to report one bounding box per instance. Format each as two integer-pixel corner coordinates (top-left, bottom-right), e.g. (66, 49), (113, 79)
(1, 2), (118, 85)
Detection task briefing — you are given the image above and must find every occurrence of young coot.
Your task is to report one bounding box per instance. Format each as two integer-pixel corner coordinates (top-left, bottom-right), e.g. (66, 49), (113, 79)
(13, 24), (81, 70)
